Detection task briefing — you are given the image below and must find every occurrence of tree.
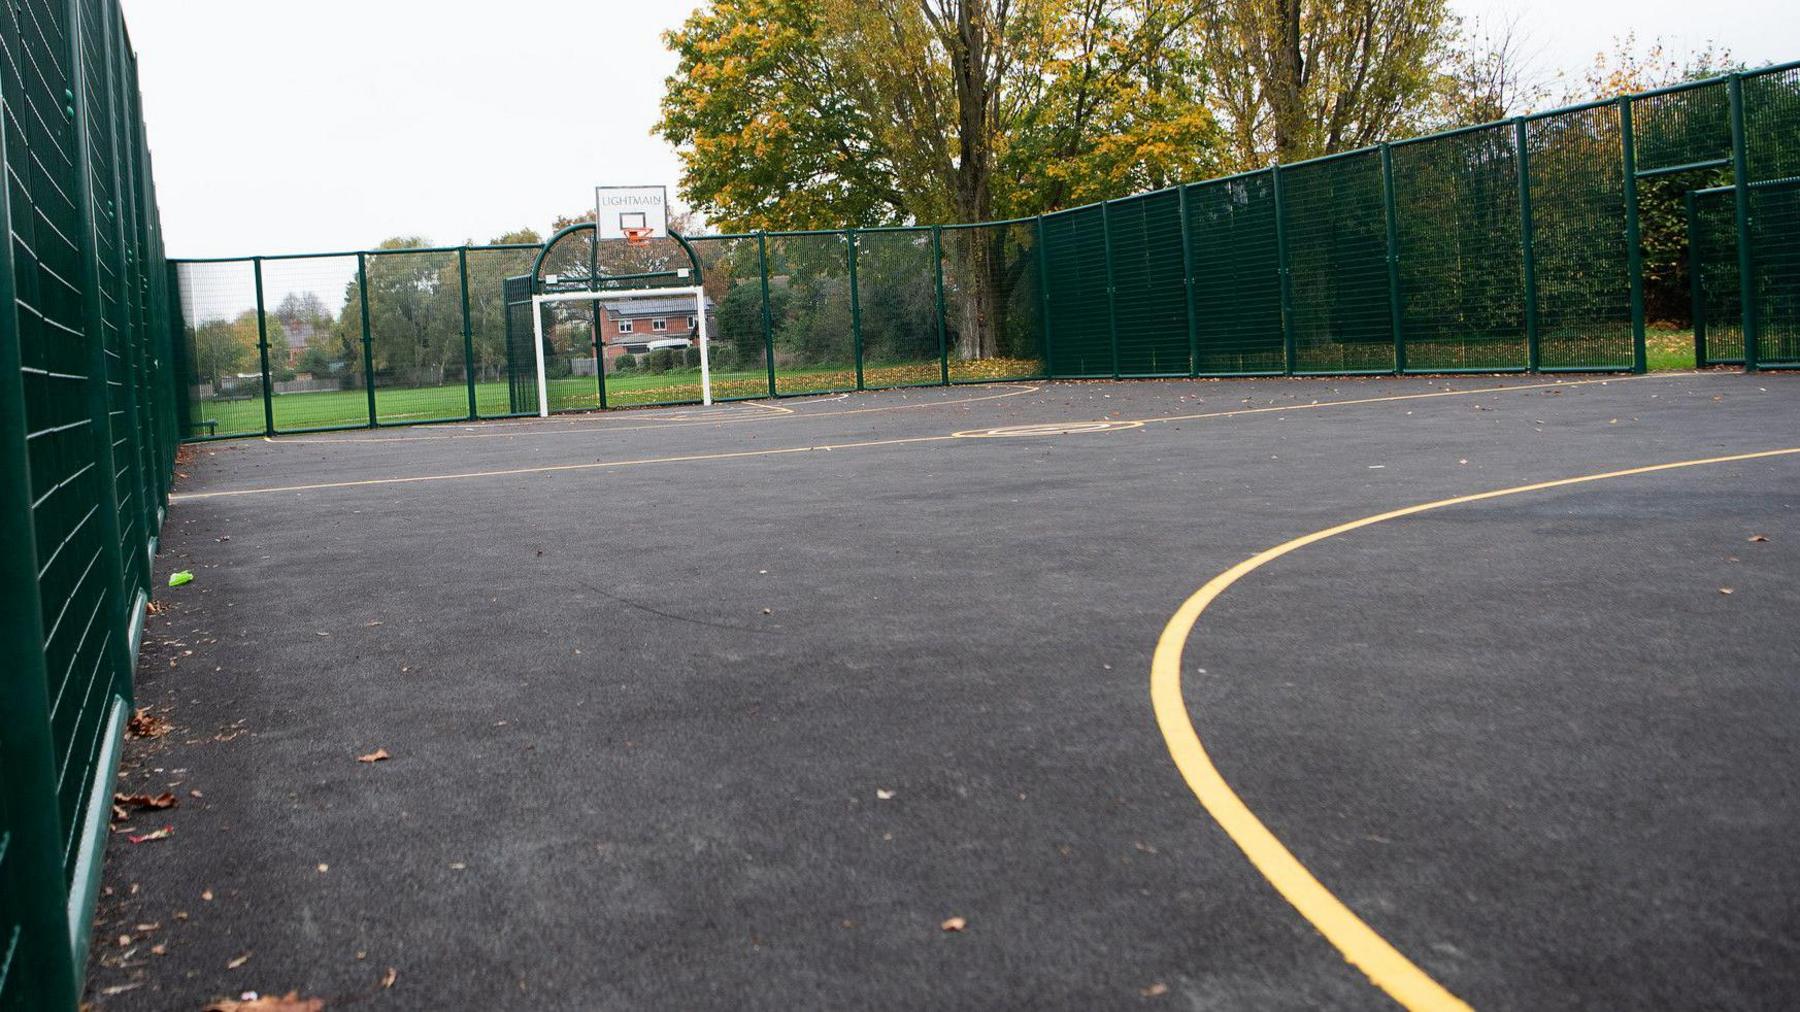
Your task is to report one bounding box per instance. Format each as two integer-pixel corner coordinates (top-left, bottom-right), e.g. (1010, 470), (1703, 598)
(335, 237), (463, 387)
(660, 0), (1226, 359)
(191, 317), (251, 390)
(1199, 0), (1455, 167)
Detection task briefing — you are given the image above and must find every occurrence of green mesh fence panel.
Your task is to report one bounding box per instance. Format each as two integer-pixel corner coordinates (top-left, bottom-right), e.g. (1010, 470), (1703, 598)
(175, 261), (264, 437)
(1282, 152), (1394, 373)
(944, 221), (1044, 382)
(1187, 175), (1285, 374)
(853, 229), (940, 388)
(682, 236), (774, 401)
(258, 257), (366, 431)
(1041, 205), (1112, 376)
(466, 248), (541, 417)
(364, 250), (472, 423)
(1528, 105), (1634, 369)
(1750, 181), (1800, 365)
(499, 274), (540, 416)
(1632, 82), (1733, 171)
(1743, 65), (1800, 183)
(1690, 189), (1744, 364)
(767, 233), (856, 395)
(1392, 126), (1527, 370)
(1109, 191), (1190, 376)
(3, 0), (177, 1002)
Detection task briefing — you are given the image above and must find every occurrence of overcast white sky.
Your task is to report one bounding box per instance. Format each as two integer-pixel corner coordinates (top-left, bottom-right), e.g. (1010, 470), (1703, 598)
(123, 0), (1799, 258)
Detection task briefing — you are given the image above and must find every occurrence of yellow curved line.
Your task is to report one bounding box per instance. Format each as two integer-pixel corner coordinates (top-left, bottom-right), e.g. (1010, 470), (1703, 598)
(1150, 445), (1800, 1011)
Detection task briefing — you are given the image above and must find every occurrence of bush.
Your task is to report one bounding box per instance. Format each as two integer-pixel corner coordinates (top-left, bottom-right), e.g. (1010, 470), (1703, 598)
(706, 345), (734, 371)
(648, 348), (675, 373)
(684, 346), (701, 368)
(613, 353), (635, 372)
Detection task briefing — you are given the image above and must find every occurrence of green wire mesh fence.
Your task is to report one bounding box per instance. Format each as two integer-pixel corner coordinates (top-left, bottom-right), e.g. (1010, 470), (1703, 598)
(2, 0), (180, 1007)
(167, 60), (1796, 438)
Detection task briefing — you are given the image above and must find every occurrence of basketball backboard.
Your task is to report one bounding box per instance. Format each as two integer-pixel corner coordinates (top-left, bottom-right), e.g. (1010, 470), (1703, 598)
(596, 185), (669, 241)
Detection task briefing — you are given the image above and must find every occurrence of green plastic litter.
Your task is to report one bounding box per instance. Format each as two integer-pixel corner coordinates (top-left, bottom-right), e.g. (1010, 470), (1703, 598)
(168, 571), (193, 587)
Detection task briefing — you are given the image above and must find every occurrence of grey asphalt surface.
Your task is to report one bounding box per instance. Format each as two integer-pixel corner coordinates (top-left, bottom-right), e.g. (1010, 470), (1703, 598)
(84, 372), (1799, 1010)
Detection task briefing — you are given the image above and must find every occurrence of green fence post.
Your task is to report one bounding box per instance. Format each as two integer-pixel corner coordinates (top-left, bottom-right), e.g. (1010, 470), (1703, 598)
(932, 225), (950, 385)
(358, 252), (377, 425)
(757, 231), (777, 396)
(847, 228), (864, 390)
(1380, 144), (1405, 374)
(1101, 200), (1120, 378)
(252, 257), (275, 435)
(1686, 191), (1707, 367)
(166, 262), (192, 439)
(1177, 186), (1200, 377)
(1516, 117), (1542, 372)
(459, 247), (477, 419)
(1619, 97), (1648, 374)
(1272, 165), (1297, 375)
(593, 296), (608, 411)
(0, 137), (84, 1009)
(1728, 73), (1758, 372)
(1035, 216), (1054, 378)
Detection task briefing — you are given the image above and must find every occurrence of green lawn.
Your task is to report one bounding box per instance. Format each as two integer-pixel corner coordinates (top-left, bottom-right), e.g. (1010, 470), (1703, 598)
(194, 358), (1030, 436)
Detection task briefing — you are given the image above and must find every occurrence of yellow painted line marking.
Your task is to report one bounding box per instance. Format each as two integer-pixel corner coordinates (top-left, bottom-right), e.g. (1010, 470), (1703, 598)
(181, 375), (1671, 499)
(1150, 445), (1800, 1012)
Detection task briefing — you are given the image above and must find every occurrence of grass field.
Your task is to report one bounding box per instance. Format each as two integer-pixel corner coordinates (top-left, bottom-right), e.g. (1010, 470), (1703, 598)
(193, 337), (1704, 437)
(196, 358), (1047, 435)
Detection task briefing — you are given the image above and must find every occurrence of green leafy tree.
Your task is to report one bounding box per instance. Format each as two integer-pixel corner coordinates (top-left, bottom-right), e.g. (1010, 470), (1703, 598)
(191, 317), (251, 390)
(1201, 0), (1456, 168)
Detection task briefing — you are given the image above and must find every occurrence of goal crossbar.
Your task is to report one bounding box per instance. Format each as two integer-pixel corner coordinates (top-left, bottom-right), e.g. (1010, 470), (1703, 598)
(530, 285), (712, 416)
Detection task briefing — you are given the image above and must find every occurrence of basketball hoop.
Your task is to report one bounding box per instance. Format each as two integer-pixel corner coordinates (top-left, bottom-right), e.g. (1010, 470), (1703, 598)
(623, 225), (655, 247)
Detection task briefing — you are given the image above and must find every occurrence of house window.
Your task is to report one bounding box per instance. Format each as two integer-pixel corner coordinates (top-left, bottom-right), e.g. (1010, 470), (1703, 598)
(617, 320), (633, 334)
(652, 318), (667, 331)
(687, 317), (696, 330)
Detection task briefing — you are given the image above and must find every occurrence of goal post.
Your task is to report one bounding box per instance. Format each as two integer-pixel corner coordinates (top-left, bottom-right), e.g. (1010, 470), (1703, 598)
(531, 285), (712, 416)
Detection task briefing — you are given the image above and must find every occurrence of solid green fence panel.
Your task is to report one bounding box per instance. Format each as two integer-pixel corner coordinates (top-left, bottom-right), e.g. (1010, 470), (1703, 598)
(257, 256), (366, 431)
(1, 0), (174, 1004)
(1041, 205), (1111, 376)
(470, 249), (545, 417)
(364, 249), (471, 423)
(1281, 151), (1395, 373)
(766, 232), (856, 395)
(1527, 104), (1635, 369)
(1186, 175), (1285, 374)
(852, 229), (941, 388)
(1108, 190), (1190, 376)
(942, 221), (1045, 382)
(173, 261), (264, 437)
(1391, 125), (1528, 370)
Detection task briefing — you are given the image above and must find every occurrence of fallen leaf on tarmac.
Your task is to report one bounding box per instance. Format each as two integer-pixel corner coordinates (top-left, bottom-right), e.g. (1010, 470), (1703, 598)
(202, 992), (323, 1012)
(1141, 982), (1169, 997)
(875, 789), (895, 800)
(1719, 587), (1734, 595)
(227, 951), (252, 969)
(202, 889), (215, 901)
(116, 791), (179, 811)
(381, 967), (398, 989)
(940, 916), (966, 932)
(356, 749), (391, 763)
(127, 825), (173, 844)
(1748, 534), (1769, 542)
(100, 982), (144, 996)
(127, 708), (173, 738)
